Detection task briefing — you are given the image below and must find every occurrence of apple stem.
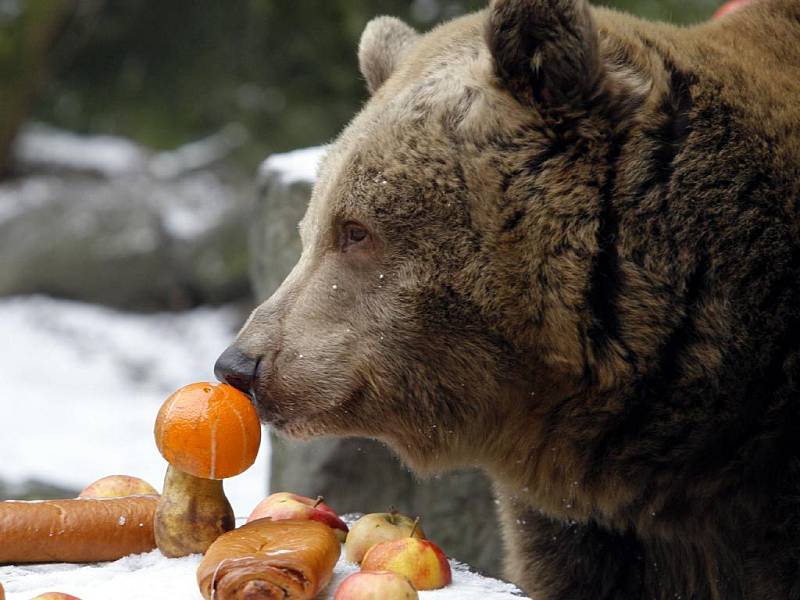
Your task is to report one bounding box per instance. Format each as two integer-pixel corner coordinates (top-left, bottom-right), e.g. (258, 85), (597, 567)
(313, 495), (325, 509)
(409, 516), (421, 538)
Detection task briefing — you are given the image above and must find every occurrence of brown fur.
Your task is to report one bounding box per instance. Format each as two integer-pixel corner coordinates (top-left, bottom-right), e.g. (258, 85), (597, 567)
(222, 1), (800, 598)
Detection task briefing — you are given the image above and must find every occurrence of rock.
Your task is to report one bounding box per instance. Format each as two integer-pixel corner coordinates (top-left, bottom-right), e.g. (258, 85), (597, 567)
(252, 148), (504, 577)
(251, 146), (328, 300)
(0, 124), (252, 310)
(12, 123), (149, 178)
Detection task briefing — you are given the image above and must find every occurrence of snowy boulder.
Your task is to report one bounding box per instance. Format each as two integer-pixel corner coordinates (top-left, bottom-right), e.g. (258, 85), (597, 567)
(0, 124), (251, 310)
(11, 123), (149, 178)
(11, 122), (248, 180)
(251, 145), (328, 300)
(252, 147), (505, 578)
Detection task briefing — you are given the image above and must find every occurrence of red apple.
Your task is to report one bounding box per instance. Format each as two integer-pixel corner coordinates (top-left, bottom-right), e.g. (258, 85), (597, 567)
(361, 537), (452, 591)
(345, 512), (426, 564)
(334, 571), (418, 599)
(247, 492), (348, 541)
(713, 0), (752, 19)
(30, 594), (82, 600)
(78, 474), (158, 498)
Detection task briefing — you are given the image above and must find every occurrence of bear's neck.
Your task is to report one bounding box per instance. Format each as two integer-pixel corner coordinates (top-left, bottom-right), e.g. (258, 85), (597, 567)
(483, 375), (793, 535)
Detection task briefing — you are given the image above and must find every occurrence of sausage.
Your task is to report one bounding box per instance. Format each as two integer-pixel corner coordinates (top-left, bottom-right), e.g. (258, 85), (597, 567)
(0, 495), (158, 564)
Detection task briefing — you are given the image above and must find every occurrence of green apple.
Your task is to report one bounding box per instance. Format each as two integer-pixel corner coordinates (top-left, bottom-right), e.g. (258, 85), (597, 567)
(345, 511), (426, 564)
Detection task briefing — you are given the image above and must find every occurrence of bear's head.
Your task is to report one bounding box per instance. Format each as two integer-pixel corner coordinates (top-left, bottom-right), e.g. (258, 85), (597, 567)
(216, 0), (652, 474)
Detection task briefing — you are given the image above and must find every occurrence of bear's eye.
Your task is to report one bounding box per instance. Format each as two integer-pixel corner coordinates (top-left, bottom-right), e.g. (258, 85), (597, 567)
(341, 221), (371, 251)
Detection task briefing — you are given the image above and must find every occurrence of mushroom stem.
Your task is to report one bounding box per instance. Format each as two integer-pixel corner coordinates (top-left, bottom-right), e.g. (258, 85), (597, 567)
(154, 464), (235, 558)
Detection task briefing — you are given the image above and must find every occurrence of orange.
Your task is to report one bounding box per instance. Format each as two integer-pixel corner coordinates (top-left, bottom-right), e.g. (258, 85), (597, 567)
(154, 382), (261, 479)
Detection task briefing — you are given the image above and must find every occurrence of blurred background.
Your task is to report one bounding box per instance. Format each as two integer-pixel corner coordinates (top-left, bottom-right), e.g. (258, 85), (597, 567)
(0, 0), (721, 178)
(0, 0), (722, 577)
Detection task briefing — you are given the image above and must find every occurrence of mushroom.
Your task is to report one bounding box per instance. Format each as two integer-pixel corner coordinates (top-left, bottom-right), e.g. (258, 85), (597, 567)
(153, 382), (262, 557)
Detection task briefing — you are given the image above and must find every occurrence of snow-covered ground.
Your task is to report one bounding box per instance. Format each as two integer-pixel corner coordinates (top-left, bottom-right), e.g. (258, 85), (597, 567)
(0, 296), (268, 512)
(2, 552), (527, 600)
(2, 518), (528, 600)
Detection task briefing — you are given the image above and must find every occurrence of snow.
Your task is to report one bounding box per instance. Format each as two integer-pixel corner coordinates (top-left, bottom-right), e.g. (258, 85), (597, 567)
(258, 145), (328, 185)
(1, 552), (200, 600)
(0, 169), (234, 241)
(13, 122), (248, 181)
(1, 520), (528, 600)
(3, 125), (242, 244)
(0, 296), (269, 514)
(13, 123), (148, 177)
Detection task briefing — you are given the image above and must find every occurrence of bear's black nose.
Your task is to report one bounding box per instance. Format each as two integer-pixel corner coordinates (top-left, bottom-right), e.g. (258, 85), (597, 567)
(214, 346), (258, 395)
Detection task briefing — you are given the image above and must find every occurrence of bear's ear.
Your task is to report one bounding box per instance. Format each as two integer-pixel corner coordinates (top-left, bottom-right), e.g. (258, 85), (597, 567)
(485, 0), (601, 108)
(358, 16), (419, 95)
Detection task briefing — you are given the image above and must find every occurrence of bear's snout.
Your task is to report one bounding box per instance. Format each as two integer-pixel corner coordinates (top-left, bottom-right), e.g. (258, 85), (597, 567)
(214, 345), (259, 396)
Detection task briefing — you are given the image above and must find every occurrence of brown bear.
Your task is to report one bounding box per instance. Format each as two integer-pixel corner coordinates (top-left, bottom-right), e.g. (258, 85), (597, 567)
(215, 1), (800, 598)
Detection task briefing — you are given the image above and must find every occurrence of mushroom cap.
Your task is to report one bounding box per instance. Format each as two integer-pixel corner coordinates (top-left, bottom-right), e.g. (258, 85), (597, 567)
(154, 382), (261, 479)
